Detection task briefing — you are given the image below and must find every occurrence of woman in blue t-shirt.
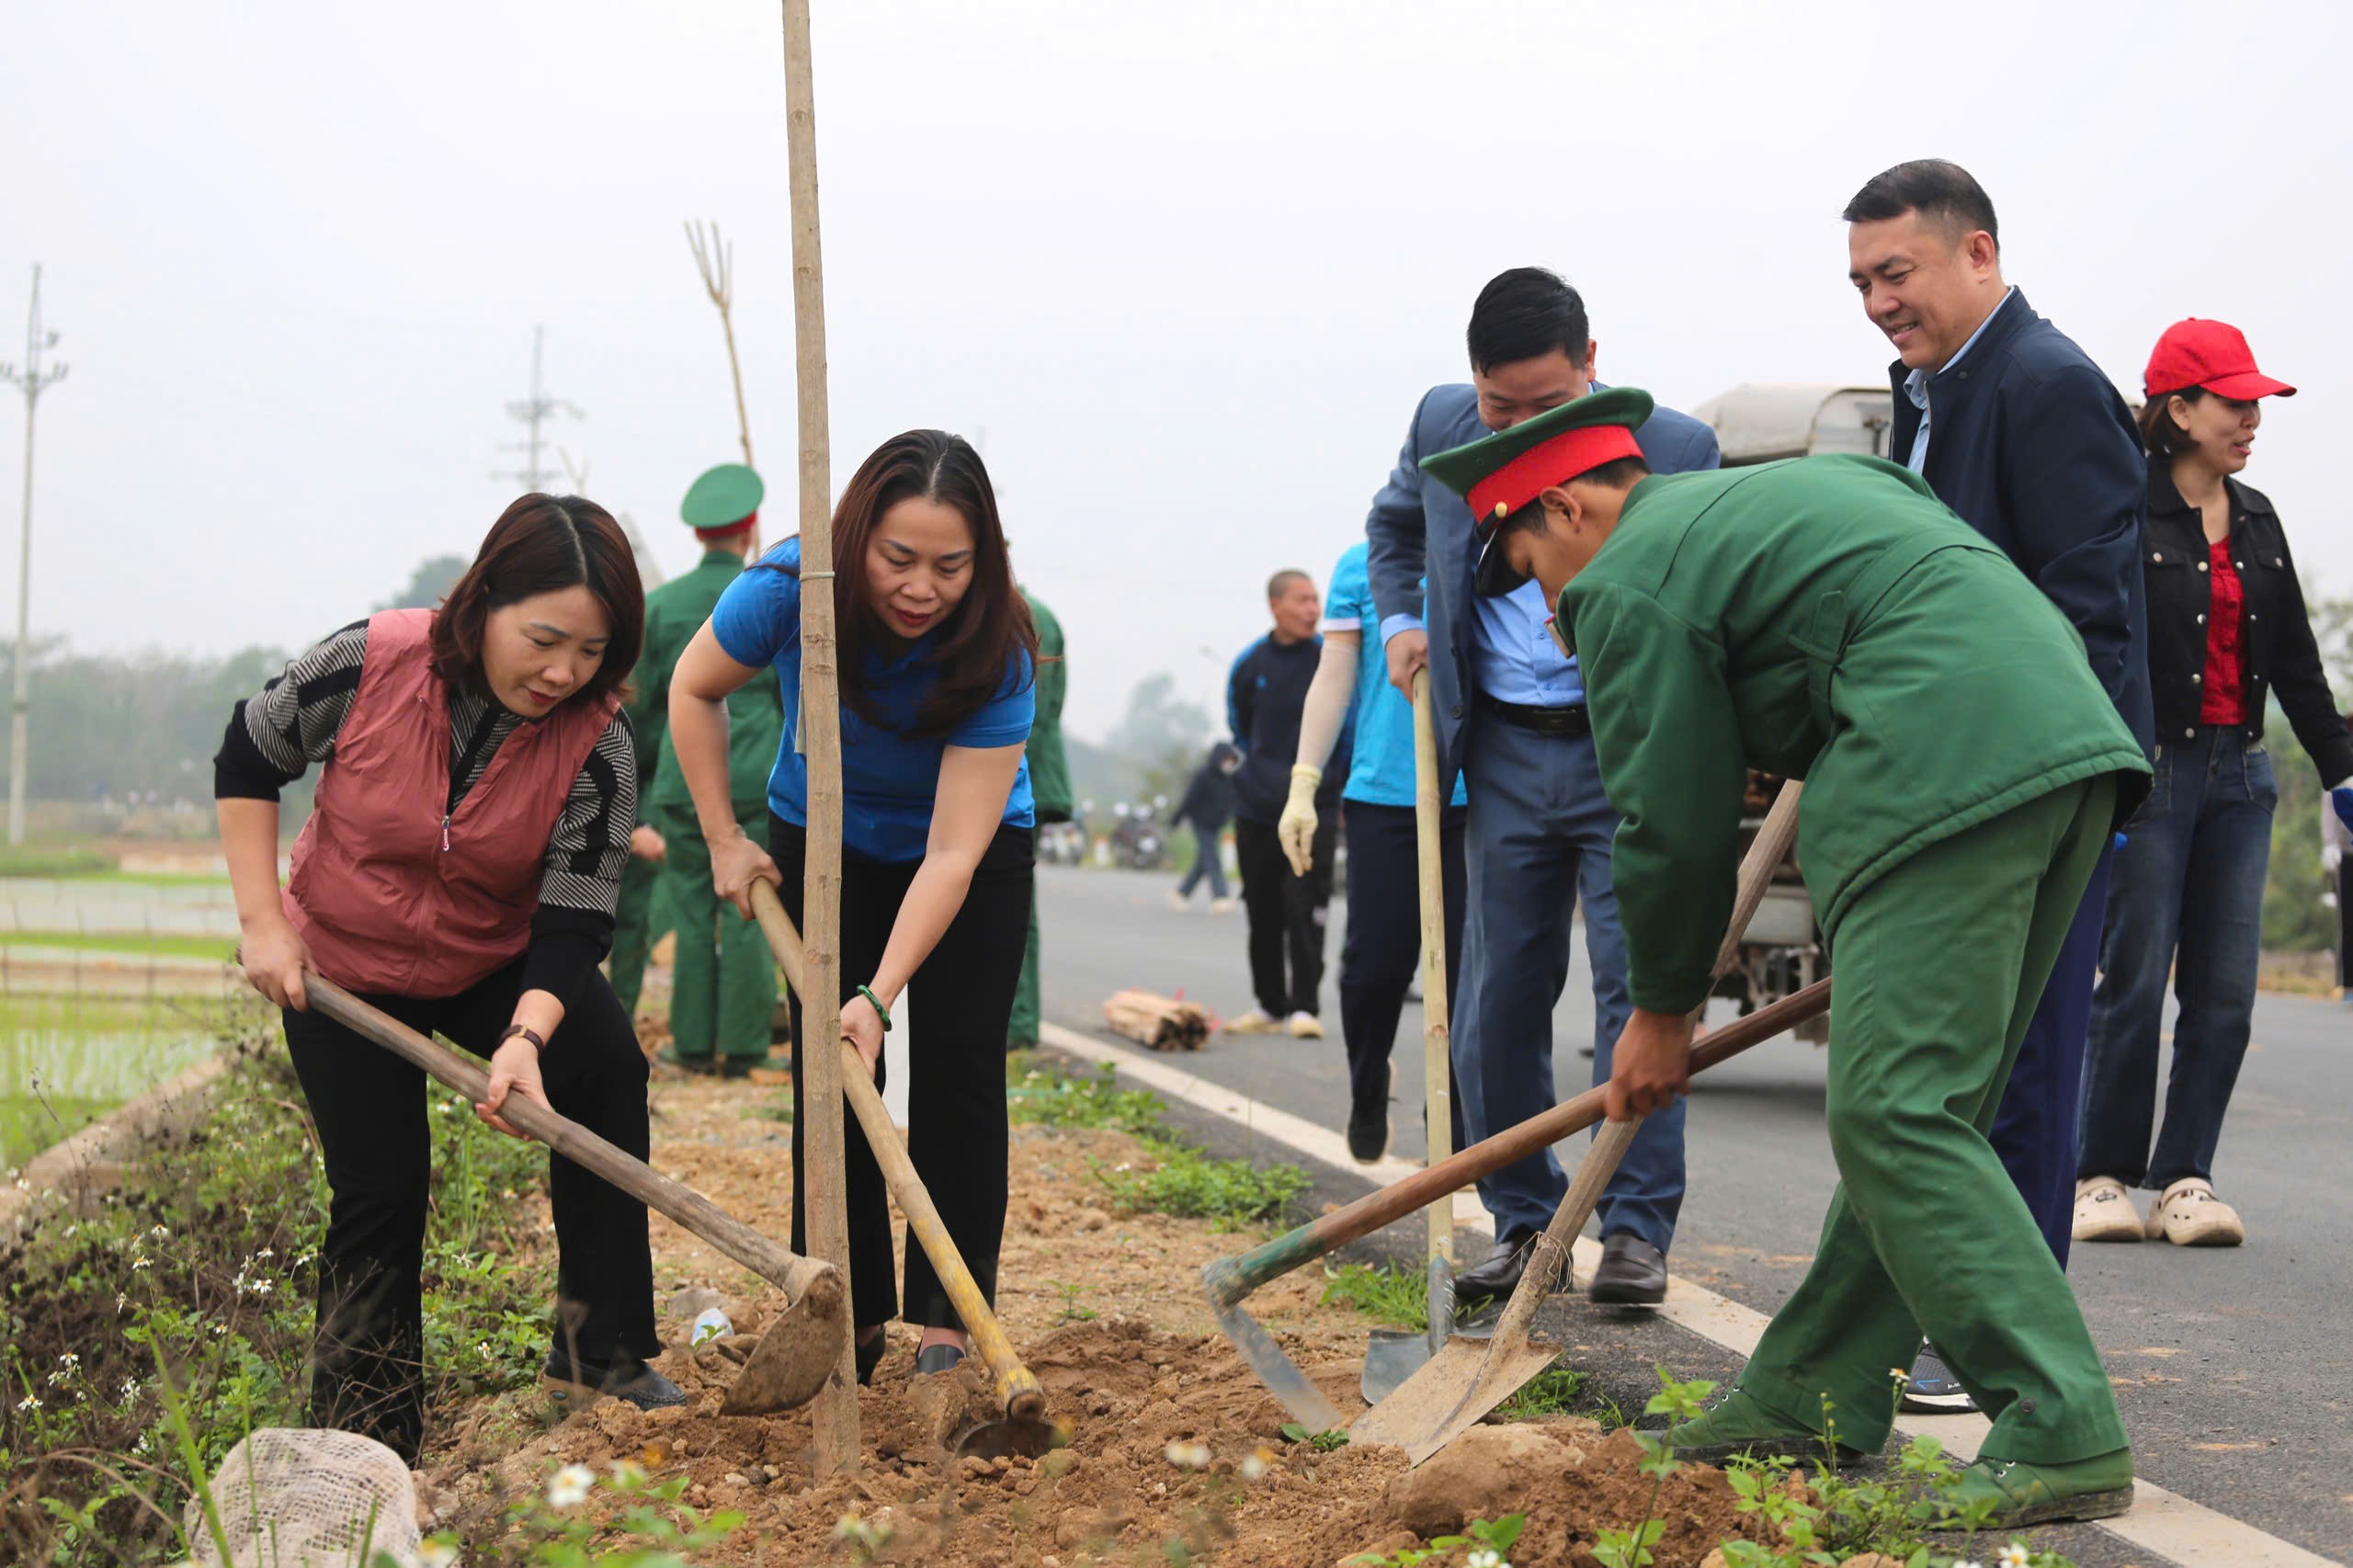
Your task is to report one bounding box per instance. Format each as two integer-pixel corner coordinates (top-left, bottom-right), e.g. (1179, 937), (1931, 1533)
(668, 429), (1039, 1382)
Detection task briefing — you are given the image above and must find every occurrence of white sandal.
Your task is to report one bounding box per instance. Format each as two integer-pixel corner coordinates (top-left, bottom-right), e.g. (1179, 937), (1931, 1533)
(2072, 1175), (2143, 1244)
(2144, 1177), (2245, 1247)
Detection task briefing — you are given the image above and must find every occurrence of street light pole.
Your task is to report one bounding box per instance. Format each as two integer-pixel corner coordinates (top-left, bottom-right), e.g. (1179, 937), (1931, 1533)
(1, 266), (68, 846)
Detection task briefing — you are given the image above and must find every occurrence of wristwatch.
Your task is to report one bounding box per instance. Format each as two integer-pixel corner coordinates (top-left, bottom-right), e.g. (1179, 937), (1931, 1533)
(497, 1024), (547, 1054)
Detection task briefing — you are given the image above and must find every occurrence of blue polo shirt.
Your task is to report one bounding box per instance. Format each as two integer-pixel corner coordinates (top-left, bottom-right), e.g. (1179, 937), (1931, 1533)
(1323, 542), (1469, 810)
(710, 538), (1036, 863)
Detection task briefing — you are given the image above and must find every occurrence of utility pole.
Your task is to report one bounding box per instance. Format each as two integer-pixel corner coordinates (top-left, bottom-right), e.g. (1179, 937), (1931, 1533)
(491, 324), (581, 494)
(1, 267), (68, 846)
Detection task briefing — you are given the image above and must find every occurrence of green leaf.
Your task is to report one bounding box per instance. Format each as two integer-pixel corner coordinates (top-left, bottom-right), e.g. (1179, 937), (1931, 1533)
(1279, 1422), (1310, 1443)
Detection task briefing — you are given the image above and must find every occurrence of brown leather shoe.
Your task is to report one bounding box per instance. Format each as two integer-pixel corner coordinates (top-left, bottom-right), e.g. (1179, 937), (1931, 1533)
(1588, 1233), (1666, 1304)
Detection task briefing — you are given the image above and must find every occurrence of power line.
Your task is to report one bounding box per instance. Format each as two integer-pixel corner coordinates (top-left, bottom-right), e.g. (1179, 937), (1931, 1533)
(491, 324), (581, 494)
(1, 265), (69, 846)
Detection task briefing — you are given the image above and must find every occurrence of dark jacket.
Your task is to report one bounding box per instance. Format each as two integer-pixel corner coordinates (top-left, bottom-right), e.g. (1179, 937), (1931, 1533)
(1227, 635), (1347, 824)
(1887, 289), (2154, 754)
(1364, 381), (1721, 793)
(1171, 744), (1240, 833)
(2143, 461), (2353, 783)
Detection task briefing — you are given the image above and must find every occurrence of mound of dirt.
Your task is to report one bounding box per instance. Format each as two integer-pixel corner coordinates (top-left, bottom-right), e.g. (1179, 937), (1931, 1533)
(427, 1317), (1779, 1567)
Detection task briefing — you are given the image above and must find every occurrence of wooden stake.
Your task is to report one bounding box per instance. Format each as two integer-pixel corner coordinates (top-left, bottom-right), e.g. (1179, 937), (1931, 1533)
(780, 0), (858, 1471)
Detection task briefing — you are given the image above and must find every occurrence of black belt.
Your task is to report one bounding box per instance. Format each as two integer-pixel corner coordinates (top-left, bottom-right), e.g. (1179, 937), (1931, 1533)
(1477, 691), (1590, 737)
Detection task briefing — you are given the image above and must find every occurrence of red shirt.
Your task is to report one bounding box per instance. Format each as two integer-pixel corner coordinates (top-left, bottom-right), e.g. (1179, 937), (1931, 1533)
(2200, 535), (2248, 726)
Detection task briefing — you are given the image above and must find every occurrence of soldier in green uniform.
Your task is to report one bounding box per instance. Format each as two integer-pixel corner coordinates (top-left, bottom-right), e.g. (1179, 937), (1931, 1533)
(1419, 388), (2149, 1528)
(627, 464), (787, 1075)
(1008, 588), (1070, 1049)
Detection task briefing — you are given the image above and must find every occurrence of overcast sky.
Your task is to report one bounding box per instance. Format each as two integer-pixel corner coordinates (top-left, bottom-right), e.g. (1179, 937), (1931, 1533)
(6, 1), (2349, 743)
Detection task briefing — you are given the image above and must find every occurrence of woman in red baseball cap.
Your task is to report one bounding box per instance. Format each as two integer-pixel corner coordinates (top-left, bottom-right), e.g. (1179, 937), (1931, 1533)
(2076, 320), (2349, 1250)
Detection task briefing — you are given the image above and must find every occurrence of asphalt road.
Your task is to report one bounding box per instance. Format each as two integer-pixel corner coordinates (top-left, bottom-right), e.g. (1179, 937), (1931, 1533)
(1032, 862), (2353, 1566)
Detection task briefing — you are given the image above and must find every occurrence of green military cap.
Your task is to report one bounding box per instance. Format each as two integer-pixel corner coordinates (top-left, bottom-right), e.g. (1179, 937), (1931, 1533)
(1421, 386), (1655, 597)
(680, 463), (764, 531)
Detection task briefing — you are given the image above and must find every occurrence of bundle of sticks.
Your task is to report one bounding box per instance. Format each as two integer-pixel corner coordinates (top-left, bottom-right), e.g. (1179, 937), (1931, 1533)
(1101, 988), (1212, 1051)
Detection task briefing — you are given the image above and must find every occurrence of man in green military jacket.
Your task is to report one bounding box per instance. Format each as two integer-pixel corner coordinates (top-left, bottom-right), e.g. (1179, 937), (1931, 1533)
(626, 463), (787, 1075)
(1008, 587), (1070, 1049)
(1419, 388), (2149, 1528)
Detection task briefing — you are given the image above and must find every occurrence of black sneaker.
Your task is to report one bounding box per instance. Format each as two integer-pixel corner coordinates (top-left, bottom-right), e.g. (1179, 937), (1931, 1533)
(1347, 1095), (1390, 1165)
(540, 1351), (688, 1414)
(1900, 1340), (1978, 1414)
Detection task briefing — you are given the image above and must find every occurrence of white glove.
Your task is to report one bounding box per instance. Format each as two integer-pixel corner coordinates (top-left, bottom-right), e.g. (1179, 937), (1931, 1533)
(1277, 764), (1323, 876)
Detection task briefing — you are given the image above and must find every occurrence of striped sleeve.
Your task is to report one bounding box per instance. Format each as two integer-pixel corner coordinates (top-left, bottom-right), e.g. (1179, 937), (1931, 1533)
(538, 708), (639, 918)
(213, 619), (369, 800)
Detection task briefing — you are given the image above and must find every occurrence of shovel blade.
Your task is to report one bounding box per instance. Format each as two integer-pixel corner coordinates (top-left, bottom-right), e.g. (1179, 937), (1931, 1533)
(954, 1415), (1072, 1461)
(715, 1292), (845, 1416)
(1348, 1330), (1563, 1465)
(1360, 1308), (1492, 1405)
(1211, 1297), (1343, 1433)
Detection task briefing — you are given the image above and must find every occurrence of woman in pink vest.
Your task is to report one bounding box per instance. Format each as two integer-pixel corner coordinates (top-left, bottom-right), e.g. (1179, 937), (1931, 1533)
(670, 429), (1039, 1383)
(213, 494), (671, 1463)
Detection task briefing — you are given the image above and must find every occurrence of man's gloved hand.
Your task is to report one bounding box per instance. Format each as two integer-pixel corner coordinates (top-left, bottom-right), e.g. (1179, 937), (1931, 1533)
(1278, 765), (1323, 876)
(2332, 784), (2353, 832)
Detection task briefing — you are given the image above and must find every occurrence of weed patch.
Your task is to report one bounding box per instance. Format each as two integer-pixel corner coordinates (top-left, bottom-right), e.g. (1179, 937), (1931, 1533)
(1495, 1364), (1589, 1421)
(0, 1004), (556, 1566)
(1322, 1259), (1432, 1330)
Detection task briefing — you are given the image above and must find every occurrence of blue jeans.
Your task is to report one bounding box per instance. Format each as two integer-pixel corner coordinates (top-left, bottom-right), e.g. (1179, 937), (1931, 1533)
(1455, 718), (1684, 1252)
(1176, 826), (1230, 900)
(2081, 726), (2276, 1190)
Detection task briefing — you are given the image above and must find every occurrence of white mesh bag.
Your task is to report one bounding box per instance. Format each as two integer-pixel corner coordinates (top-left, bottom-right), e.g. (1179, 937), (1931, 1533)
(186, 1427), (423, 1568)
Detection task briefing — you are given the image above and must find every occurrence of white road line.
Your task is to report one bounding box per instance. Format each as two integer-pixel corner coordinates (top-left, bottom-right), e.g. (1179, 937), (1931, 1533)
(1037, 1021), (2339, 1568)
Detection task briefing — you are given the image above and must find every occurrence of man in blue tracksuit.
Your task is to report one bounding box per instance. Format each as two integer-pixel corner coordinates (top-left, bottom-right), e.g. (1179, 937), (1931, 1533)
(1845, 158), (2153, 1409)
(1364, 267), (1720, 1305)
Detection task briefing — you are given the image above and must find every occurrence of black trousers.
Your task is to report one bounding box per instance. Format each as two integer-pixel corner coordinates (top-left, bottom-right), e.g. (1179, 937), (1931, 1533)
(282, 956), (657, 1464)
(1338, 801), (1469, 1120)
(772, 817), (1034, 1332)
(1233, 813), (1337, 1017)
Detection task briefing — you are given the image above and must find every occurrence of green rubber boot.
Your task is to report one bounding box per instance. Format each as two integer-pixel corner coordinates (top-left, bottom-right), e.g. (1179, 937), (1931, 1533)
(1934, 1449), (2135, 1529)
(1662, 1389), (1871, 1468)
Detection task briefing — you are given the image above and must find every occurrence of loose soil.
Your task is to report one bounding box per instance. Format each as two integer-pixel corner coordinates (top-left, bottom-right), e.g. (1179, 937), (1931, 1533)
(417, 1063), (1786, 1567)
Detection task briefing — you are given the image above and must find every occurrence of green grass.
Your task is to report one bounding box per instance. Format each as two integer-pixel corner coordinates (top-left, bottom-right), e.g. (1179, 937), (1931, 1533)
(0, 930), (237, 960)
(1321, 1259), (1434, 1331)
(0, 847), (112, 879)
(1495, 1365), (1590, 1420)
(1009, 1053), (1311, 1231)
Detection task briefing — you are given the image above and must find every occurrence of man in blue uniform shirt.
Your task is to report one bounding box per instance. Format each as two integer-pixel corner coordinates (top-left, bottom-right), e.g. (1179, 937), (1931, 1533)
(1364, 267), (1721, 1304)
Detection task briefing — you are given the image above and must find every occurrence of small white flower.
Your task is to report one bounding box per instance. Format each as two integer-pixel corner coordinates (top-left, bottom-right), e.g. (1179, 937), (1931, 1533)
(151, 1224), (169, 1240)
(131, 1256), (151, 1271)
(15, 1394), (40, 1413)
(609, 1460), (646, 1489)
(416, 1540), (459, 1568)
(133, 1431), (152, 1454)
(1889, 1367), (1910, 1384)
(1239, 1449), (1270, 1482)
(1466, 1552), (1504, 1568)
(254, 1247), (274, 1261)
(253, 1278), (273, 1295)
(547, 1463), (595, 1508)
(114, 1292), (128, 1312)
(1998, 1547), (2032, 1568)
(56, 1353), (78, 1370)
(1953, 1559), (1984, 1568)
(120, 1379), (139, 1402)
(1161, 1440), (1211, 1471)
(13, 1178), (29, 1193)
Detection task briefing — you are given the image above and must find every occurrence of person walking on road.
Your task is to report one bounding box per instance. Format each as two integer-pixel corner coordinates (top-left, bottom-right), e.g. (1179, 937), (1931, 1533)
(1365, 267), (1719, 1307)
(1279, 539), (1467, 1162)
(668, 428), (1039, 1383)
(1167, 741), (1240, 911)
(213, 494), (675, 1461)
(1008, 586), (1071, 1050)
(1226, 571), (1347, 1038)
(628, 464), (786, 1076)
(1427, 386), (2148, 1529)
(1846, 158), (2153, 1410)
(2076, 321), (2352, 1249)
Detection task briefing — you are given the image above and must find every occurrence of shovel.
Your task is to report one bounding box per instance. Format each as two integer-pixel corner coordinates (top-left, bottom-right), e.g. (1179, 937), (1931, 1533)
(1350, 783), (1812, 1460)
(747, 881), (1064, 1460)
(305, 975), (845, 1416)
(1204, 785), (1817, 1432)
(1360, 670), (1461, 1404)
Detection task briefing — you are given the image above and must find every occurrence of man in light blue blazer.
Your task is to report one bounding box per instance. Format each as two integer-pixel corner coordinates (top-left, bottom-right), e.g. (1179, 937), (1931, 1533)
(1365, 267), (1721, 1305)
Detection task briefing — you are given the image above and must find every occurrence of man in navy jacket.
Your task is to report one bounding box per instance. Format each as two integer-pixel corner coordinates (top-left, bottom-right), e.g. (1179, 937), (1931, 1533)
(1846, 158), (2152, 1412)
(1365, 268), (1720, 1306)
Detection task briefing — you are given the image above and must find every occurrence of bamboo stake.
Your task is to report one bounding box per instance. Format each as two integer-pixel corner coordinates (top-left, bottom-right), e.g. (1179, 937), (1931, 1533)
(780, 0), (857, 1471)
